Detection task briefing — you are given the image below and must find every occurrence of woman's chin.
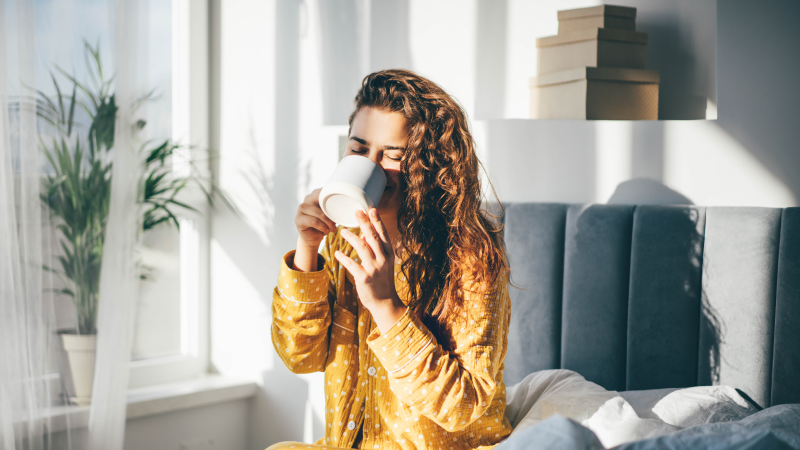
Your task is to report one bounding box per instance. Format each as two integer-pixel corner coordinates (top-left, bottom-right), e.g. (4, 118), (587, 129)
(376, 189), (398, 214)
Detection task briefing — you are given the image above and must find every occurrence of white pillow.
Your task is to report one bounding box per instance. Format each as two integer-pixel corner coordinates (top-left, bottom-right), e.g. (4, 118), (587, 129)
(650, 385), (759, 428)
(505, 370), (678, 447)
(505, 369), (616, 432)
(620, 388), (680, 420)
(583, 396), (680, 447)
(505, 372), (759, 448)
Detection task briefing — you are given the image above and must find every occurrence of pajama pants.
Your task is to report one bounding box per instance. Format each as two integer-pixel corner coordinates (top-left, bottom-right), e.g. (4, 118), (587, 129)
(267, 442), (351, 450)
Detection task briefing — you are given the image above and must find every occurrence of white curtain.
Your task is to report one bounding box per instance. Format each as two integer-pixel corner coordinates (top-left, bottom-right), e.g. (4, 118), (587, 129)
(87, 0), (146, 450)
(87, 0), (145, 448)
(0, 0), (145, 448)
(0, 0), (53, 449)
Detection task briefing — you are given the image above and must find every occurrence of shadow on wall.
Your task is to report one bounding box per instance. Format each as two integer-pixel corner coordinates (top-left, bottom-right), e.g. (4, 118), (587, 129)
(474, 0), (508, 120)
(639, 22), (707, 120)
(630, 122), (665, 183)
(613, 0), (716, 120)
(317, 0), (413, 125)
(318, 0), (365, 126)
(651, 206), (724, 389)
(599, 179), (725, 388)
(715, 0), (800, 207)
(698, 257), (725, 388)
(607, 178), (693, 205)
(369, 0), (413, 72)
(563, 204), (723, 392)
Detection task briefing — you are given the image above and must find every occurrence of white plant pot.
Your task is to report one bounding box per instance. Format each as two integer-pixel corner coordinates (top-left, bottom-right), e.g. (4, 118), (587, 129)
(59, 332), (96, 406)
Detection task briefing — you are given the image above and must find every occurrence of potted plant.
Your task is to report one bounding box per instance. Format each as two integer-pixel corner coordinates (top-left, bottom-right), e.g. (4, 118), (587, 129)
(38, 41), (222, 405)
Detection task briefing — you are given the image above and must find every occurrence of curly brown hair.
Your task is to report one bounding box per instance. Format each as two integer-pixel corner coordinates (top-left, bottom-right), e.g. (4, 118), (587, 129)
(348, 69), (509, 330)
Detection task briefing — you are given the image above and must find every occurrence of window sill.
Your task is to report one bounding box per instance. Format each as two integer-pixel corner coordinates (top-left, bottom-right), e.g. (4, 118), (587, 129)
(39, 375), (258, 434)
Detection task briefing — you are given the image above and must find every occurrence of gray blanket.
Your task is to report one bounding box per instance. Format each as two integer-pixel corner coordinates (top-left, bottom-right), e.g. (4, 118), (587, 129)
(497, 404), (800, 450)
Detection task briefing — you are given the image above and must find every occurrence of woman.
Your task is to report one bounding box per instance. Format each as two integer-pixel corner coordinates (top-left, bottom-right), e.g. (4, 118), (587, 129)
(269, 69), (512, 450)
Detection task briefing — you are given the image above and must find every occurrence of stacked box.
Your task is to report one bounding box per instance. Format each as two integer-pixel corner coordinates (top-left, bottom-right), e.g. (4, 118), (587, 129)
(530, 5), (660, 120)
(558, 4), (637, 33)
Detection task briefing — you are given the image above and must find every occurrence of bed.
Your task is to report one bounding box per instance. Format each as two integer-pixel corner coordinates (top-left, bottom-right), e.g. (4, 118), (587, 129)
(499, 203), (800, 449)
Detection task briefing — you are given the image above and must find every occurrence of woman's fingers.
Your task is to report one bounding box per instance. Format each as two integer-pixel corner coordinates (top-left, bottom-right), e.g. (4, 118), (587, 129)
(340, 228), (375, 266)
(368, 209), (393, 255)
(334, 250), (365, 280)
(296, 213), (335, 236)
(298, 202), (337, 234)
(355, 210), (386, 265)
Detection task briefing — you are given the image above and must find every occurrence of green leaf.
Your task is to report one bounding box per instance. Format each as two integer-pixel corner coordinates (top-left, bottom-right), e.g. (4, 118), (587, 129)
(51, 72), (65, 126)
(55, 65), (99, 111)
(36, 87), (60, 121)
(89, 94), (117, 151)
(67, 82), (77, 136)
(166, 198), (199, 213)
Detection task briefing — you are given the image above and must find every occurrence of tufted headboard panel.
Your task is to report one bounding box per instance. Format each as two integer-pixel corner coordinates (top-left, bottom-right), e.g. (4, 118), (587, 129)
(502, 203), (800, 408)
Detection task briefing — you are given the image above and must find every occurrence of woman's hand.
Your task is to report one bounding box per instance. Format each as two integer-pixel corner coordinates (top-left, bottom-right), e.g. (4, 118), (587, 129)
(293, 188), (337, 272)
(295, 188), (338, 247)
(335, 208), (407, 333)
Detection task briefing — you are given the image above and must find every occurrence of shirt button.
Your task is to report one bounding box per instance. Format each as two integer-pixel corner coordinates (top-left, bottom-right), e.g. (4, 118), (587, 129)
(347, 421), (356, 430)
(368, 367), (377, 376)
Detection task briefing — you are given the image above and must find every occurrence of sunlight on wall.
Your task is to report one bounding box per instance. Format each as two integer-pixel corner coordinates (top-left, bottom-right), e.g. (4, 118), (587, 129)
(595, 121), (633, 203)
(297, 6), (343, 437)
(210, 240), (274, 378)
(706, 99), (718, 121)
(210, 1), (797, 447)
(408, 0), (477, 114)
(664, 121), (796, 207)
(299, 2), (350, 191)
(476, 120), (597, 204)
(300, 371), (326, 443)
(217, 0), (277, 246)
(504, 0), (601, 118)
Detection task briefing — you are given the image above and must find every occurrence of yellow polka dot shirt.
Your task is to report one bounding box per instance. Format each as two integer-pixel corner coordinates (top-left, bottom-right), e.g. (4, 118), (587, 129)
(271, 227), (512, 449)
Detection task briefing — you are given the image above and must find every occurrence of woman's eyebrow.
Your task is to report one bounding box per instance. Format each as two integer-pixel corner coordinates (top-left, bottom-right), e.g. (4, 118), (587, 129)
(350, 136), (405, 151)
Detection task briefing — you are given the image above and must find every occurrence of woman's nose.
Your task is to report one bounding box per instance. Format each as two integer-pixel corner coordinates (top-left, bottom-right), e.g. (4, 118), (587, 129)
(366, 151), (381, 165)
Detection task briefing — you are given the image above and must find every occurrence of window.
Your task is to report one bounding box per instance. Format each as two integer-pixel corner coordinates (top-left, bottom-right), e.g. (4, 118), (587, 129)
(128, 0), (210, 388)
(34, 0), (210, 391)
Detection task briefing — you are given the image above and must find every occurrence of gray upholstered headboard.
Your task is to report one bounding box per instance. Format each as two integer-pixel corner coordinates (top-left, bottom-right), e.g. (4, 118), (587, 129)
(502, 203), (800, 409)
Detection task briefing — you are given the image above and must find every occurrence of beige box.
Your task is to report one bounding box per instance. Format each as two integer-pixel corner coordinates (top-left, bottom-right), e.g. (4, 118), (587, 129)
(559, 15), (636, 33)
(530, 67), (660, 120)
(537, 28), (648, 75)
(557, 5), (637, 33)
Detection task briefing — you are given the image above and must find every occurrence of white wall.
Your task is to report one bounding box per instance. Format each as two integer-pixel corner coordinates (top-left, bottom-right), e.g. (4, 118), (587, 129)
(209, 1), (319, 448)
(49, 400), (249, 450)
(478, 0), (796, 207)
(206, 1), (800, 449)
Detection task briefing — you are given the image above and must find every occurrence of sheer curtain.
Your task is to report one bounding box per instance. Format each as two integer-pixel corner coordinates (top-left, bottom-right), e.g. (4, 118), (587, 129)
(0, 0), (145, 449)
(0, 0), (52, 449)
(87, 0), (146, 448)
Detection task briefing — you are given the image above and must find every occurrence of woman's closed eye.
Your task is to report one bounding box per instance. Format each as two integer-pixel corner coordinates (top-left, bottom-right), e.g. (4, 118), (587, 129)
(350, 147), (402, 161)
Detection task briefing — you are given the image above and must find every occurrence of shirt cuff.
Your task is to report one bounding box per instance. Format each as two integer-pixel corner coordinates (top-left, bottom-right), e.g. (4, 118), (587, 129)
(367, 308), (435, 374)
(276, 250), (328, 305)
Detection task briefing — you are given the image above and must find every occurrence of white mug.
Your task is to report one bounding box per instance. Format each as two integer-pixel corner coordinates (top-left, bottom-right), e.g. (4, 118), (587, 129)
(319, 155), (387, 227)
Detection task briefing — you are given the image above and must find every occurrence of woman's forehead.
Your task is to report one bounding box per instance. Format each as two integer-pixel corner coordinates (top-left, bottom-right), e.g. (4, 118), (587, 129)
(350, 107), (408, 148)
